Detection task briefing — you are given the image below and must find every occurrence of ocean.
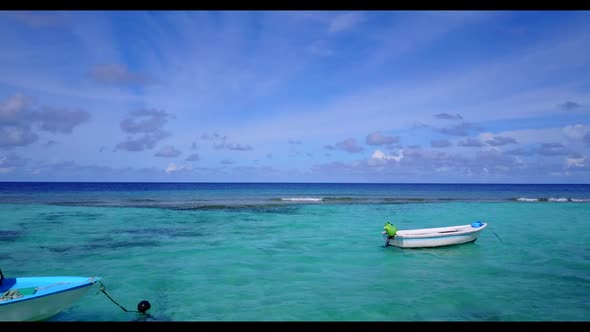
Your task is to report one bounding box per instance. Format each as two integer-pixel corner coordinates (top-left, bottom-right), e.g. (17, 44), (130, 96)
(0, 182), (588, 321)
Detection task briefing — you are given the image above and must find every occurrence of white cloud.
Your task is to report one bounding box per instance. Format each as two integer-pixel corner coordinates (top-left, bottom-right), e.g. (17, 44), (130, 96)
(165, 162), (191, 174)
(566, 156), (585, 168)
(371, 149), (404, 162)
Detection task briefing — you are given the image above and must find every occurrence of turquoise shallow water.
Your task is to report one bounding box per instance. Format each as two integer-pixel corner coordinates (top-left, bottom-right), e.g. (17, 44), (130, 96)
(0, 183), (589, 321)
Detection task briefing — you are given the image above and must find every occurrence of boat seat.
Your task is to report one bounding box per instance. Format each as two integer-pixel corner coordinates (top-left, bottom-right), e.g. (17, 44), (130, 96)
(0, 289), (22, 302)
(0, 287), (37, 302)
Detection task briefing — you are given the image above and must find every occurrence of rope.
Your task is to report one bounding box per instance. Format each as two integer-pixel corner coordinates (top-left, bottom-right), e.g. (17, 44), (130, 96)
(491, 230), (503, 242)
(97, 281), (153, 320)
(97, 281), (139, 313)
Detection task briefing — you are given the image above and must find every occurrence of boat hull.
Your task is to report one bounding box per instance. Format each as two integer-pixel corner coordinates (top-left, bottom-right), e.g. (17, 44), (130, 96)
(0, 276), (99, 321)
(384, 223), (487, 248)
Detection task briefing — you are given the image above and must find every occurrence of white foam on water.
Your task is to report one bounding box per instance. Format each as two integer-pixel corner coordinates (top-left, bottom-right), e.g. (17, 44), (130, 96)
(280, 197), (323, 202)
(547, 197), (569, 202)
(516, 197), (539, 202)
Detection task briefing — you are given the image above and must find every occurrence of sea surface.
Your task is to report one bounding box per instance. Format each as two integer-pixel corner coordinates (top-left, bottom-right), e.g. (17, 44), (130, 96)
(0, 182), (588, 321)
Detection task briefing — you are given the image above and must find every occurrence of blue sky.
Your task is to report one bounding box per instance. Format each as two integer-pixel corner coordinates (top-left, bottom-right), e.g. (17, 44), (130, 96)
(1, 10), (589, 183)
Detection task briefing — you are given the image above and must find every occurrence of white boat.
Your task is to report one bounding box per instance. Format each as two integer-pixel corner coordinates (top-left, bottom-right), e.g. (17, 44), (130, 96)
(382, 221), (488, 248)
(0, 270), (100, 321)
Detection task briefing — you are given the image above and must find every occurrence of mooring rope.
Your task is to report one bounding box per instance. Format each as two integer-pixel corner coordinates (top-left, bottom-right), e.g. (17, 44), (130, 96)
(97, 281), (138, 313)
(97, 281), (151, 317)
(491, 229), (503, 242)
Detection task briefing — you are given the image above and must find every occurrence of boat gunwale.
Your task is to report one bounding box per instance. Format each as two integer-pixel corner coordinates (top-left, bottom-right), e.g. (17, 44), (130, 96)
(394, 223), (487, 239)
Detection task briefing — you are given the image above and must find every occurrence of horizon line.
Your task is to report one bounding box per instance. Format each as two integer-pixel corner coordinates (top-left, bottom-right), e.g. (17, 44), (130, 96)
(0, 181), (589, 185)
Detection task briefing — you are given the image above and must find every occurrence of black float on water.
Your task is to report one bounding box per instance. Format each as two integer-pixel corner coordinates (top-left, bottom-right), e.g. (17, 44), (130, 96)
(137, 300), (151, 314)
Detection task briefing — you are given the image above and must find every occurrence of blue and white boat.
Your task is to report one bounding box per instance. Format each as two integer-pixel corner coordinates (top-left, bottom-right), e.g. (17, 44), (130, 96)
(0, 271), (100, 321)
(382, 221), (488, 248)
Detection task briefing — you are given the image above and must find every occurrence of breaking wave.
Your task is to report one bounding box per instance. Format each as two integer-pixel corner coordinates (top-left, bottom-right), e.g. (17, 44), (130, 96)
(279, 197), (323, 202)
(512, 197), (590, 202)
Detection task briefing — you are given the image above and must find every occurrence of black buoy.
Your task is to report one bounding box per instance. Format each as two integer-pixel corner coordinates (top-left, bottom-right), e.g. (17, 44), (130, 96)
(137, 300), (151, 314)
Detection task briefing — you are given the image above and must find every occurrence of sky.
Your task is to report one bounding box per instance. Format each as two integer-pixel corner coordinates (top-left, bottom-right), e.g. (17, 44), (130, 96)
(0, 10), (590, 183)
